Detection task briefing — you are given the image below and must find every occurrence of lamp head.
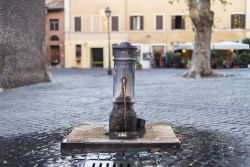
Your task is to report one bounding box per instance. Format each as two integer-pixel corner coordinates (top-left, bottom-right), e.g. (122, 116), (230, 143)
(105, 7), (112, 17)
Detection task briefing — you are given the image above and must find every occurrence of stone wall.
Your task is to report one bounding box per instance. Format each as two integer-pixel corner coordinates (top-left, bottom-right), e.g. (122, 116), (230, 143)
(0, 0), (49, 89)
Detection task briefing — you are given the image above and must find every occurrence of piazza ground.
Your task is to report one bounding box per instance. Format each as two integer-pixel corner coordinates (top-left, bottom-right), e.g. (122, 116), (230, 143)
(0, 69), (249, 166)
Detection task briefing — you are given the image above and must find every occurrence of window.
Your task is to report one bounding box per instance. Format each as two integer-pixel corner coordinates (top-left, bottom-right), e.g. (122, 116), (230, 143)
(50, 19), (59, 31)
(50, 35), (59, 41)
(76, 45), (81, 58)
(231, 14), (245, 29)
(130, 16), (143, 30)
(111, 16), (119, 31)
(172, 15), (185, 30)
(156, 15), (163, 30)
(74, 17), (81, 32)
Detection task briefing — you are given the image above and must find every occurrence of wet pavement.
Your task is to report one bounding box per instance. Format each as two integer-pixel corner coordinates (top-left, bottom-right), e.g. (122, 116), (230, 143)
(0, 69), (250, 166)
(0, 126), (246, 166)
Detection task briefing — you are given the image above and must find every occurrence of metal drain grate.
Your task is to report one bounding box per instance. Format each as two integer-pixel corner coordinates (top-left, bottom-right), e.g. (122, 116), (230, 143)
(83, 160), (142, 167)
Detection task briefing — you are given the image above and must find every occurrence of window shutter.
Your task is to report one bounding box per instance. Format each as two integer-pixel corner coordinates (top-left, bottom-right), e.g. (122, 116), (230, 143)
(56, 22), (59, 30)
(156, 15), (163, 30)
(130, 16), (133, 30)
(241, 14), (246, 29)
(156, 16), (159, 29)
(112, 16), (119, 31)
(181, 17), (185, 29)
(75, 17), (78, 31)
(172, 16), (175, 29)
(140, 16), (144, 30)
(231, 15), (234, 29)
(75, 17), (81, 31)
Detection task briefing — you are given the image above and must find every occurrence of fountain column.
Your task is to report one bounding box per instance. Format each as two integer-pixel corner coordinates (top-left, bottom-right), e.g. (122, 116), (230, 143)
(109, 42), (137, 132)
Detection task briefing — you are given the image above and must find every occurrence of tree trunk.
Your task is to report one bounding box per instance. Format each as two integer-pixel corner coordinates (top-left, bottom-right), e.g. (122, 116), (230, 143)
(184, 0), (214, 78)
(186, 26), (213, 78)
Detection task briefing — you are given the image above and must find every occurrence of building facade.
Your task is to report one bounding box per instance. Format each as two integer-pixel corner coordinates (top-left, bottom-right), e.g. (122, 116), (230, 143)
(64, 0), (247, 69)
(46, 0), (65, 67)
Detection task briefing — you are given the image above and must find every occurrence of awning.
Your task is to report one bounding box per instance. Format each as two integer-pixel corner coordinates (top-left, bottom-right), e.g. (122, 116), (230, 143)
(211, 41), (249, 50)
(173, 42), (194, 51)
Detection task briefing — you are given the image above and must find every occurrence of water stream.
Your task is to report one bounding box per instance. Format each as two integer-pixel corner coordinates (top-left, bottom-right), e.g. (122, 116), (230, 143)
(122, 77), (127, 132)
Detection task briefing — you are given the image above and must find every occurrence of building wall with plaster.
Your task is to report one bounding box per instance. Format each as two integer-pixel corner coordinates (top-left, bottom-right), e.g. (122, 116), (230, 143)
(64, 0), (246, 69)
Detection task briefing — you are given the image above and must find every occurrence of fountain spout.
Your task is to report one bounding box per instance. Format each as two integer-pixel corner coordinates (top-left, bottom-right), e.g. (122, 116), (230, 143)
(109, 42), (137, 132)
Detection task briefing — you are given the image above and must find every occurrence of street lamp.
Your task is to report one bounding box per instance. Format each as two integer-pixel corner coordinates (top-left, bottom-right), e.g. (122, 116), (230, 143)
(105, 7), (112, 75)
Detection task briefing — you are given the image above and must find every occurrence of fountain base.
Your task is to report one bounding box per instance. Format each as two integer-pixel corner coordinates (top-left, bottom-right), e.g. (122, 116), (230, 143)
(61, 123), (181, 154)
(109, 103), (137, 132)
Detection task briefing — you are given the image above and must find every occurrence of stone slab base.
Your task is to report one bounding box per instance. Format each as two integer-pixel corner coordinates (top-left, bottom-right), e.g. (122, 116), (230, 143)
(61, 123), (181, 153)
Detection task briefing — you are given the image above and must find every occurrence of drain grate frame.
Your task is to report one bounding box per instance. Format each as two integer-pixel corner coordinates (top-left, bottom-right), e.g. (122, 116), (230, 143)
(83, 160), (143, 167)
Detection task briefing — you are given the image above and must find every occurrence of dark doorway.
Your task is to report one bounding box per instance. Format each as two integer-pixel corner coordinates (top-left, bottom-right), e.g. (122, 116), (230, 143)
(153, 46), (164, 68)
(50, 45), (60, 66)
(91, 48), (103, 68)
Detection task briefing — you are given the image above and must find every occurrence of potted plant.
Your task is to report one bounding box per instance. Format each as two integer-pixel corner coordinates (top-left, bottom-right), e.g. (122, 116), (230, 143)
(215, 57), (223, 69)
(136, 61), (142, 70)
(170, 52), (181, 68)
(186, 59), (192, 68)
(239, 51), (250, 68)
(232, 56), (240, 68)
(241, 39), (250, 68)
(166, 52), (174, 68)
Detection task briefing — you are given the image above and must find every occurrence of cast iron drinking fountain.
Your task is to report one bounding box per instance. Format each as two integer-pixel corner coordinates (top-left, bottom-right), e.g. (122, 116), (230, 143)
(61, 42), (180, 154)
(109, 42), (145, 138)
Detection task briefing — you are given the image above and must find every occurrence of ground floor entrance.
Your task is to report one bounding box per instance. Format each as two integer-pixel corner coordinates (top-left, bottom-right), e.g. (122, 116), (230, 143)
(152, 46), (164, 68)
(50, 45), (60, 66)
(91, 48), (104, 68)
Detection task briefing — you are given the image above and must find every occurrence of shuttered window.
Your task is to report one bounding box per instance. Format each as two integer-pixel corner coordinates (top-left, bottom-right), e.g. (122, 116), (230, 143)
(231, 14), (245, 29)
(172, 15), (185, 30)
(74, 17), (81, 32)
(130, 16), (143, 30)
(156, 15), (163, 30)
(112, 16), (119, 31)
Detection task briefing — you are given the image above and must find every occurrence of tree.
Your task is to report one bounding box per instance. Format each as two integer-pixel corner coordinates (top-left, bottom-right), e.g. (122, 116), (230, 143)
(242, 38), (250, 47)
(171, 0), (228, 78)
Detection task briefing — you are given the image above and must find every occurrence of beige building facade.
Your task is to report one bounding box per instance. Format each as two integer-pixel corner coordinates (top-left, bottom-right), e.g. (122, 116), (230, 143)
(64, 0), (248, 69)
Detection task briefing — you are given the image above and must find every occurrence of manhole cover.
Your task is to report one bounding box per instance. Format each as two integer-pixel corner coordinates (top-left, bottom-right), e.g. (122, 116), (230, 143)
(83, 160), (143, 167)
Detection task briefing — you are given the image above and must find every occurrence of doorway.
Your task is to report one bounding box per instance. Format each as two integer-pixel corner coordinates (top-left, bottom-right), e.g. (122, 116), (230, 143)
(91, 48), (104, 68)
(50, 45), (60, 66)
(152, 46), (164, 68)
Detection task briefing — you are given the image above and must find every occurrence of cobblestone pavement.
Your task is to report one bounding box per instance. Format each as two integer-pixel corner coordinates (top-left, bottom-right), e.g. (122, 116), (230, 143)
(0, 69), (250, 166)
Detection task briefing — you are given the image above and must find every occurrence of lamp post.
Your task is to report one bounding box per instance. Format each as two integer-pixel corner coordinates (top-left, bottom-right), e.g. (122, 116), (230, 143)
(105, 7), (112, 75)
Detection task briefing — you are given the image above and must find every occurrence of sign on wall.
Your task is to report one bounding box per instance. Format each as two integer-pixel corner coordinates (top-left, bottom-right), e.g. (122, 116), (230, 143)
(143, 53), (152, 60)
